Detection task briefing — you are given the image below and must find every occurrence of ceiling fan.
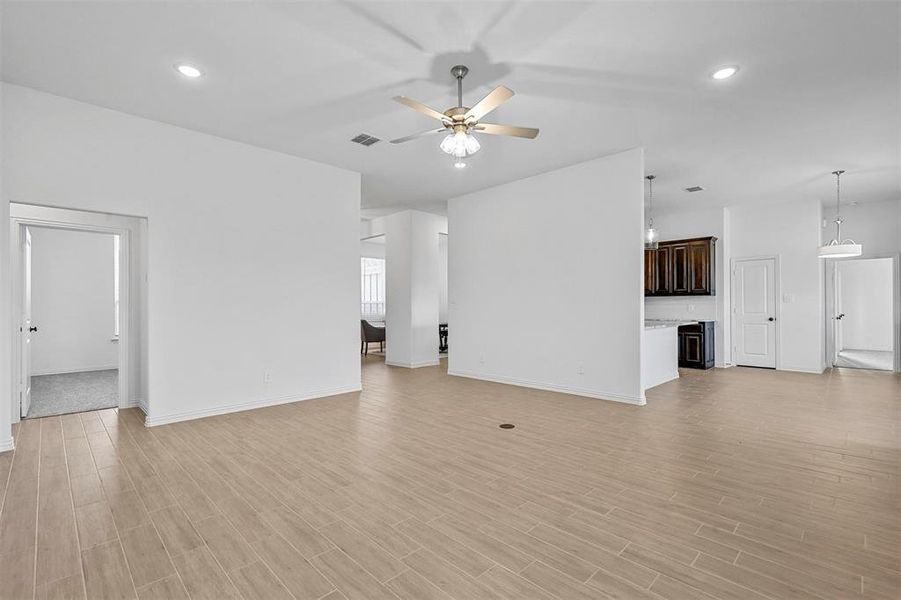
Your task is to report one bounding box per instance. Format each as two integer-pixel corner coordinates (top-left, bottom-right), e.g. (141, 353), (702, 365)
(390, 65), (539, 167)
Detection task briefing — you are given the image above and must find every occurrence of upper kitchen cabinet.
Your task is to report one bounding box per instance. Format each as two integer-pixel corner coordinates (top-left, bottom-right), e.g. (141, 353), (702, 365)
(644, 236), (716, 296)
(644, 246), (671, 295)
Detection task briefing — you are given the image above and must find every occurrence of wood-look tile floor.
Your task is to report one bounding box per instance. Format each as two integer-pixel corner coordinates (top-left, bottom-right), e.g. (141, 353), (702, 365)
(1, 358), (899, 599)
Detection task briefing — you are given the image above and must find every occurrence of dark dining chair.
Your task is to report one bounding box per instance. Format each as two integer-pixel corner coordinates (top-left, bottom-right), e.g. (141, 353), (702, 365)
(361, 319), (386, 355)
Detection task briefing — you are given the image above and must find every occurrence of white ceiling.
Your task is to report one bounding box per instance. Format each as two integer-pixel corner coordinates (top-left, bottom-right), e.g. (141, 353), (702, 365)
(2, 1), (899, 216)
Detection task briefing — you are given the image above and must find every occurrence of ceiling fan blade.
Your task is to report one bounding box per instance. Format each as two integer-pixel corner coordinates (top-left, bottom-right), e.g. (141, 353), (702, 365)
(464, 86), (514, 121)
(393, 96), (450, 123)
(390, 128), (448, 144)
(474, 123), (539, 139)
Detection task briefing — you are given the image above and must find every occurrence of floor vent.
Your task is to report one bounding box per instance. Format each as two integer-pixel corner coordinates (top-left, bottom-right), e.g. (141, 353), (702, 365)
(499, 423), (515, 429)
(685, 185), (705, 193)
(351, 133), (381, 146)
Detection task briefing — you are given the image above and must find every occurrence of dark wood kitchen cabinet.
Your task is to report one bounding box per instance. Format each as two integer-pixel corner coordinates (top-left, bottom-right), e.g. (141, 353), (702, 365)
(678, 321), (715, 369)
(645, 247), (671, 295)
(670, 244), (690, 294)
(644, 236), (716, 296)
(644, 249), (655, 295)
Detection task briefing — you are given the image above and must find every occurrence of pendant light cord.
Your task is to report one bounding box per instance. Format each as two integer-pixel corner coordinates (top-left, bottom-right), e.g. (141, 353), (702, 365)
(646, 175), (655, 227)
(832, 169), (845, 242)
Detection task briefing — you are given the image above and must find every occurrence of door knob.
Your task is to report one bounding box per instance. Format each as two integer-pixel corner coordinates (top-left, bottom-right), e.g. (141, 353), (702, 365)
(767, 317), (775, 322)
(28, 326), (38, 332)
(835, 313), (845, 320)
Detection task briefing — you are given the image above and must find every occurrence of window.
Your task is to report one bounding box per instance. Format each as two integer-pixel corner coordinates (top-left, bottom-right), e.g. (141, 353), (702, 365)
(361, 257), (385, 319)
(113, 235), (120, 337)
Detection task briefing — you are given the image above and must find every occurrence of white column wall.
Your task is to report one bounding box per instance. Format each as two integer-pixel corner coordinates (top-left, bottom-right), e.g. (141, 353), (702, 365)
(447, 149), (645, 404)
(383, 210), (447, 368)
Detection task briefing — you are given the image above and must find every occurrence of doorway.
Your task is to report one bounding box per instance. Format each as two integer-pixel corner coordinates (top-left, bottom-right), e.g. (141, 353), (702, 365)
(832, 258), (895, 371)
(18, 226), (122, 418)
(361, 234), (386, 358)
(10, 202), (146, 426)
(732, 257), (778, 368)
(438, 232), (448, 358)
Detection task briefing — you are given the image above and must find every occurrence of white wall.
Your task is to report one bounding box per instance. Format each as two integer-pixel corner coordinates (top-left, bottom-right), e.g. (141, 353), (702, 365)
(644, 206), (732, 366)
(730, 198), (824, 373)
(360, 239), (385, 259)
(30, 227), (118, 375)
(837, 258), (894, 351)
(438, 233), (448, 324)
(0, 86), (9, 450)
(2, 83), (361, 429)
(448, 149), (645, 404)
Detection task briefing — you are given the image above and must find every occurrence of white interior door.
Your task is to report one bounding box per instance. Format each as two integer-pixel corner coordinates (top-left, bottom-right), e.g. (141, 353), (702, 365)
(21, 227), (34, 417)
(733, 258), (777, 368)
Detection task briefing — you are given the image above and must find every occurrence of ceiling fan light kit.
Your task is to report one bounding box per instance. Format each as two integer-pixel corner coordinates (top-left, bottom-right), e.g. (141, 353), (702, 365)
(390, 65), (539, 167)
(440, 130), (480, 158)
(818, 170), (862, 259)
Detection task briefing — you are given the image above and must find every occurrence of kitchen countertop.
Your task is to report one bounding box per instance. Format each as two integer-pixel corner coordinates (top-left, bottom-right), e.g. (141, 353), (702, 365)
(644, 319), (699, 330)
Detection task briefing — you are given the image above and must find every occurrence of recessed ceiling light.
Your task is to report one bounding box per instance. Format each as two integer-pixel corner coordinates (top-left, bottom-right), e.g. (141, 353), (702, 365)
(711, 65), (739, 80)
(175, 63), (203, 78)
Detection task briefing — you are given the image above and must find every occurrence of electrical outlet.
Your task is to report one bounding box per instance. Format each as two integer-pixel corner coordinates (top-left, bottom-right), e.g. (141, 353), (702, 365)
(479, 354), (485, 365)
(577, 362), (584, 375)
(264, 370), (272, 383)
(687, 304), (696, 312)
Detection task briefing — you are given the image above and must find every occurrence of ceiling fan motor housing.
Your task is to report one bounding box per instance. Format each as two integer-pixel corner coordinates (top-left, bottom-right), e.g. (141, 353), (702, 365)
(444, 106), (472, 133)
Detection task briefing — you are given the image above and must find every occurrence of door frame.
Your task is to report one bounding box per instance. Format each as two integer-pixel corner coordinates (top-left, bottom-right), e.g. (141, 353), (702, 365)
(10, 217), (132, 422)
(730, 255), (781, 370)
(828, 254), (900, 372)
(20, 228), (33, 418)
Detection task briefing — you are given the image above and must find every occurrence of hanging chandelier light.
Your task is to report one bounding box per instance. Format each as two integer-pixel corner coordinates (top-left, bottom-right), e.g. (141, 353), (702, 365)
(818, 170), (862, 259)
(645, 175), (659, 250)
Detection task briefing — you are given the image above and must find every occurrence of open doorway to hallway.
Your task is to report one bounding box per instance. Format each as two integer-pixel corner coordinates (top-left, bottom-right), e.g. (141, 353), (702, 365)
(20, 227), (120, 418)
(832, 257), (896, 371)
(438, 232), (448, 358)
(361, 234), (386, 358)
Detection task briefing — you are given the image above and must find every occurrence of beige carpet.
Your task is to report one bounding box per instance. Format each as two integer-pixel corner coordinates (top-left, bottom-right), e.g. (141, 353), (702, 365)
(26, 369), (118, 418)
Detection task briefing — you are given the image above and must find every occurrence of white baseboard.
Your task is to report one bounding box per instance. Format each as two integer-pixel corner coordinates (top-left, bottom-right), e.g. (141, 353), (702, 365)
(33, 365), (118, 376)
(448, 369), (646, 405)
(385, 359), (440, 369)
(120, 398), (147, 414)
(644, 372), (679, 391)
(779, 365), (826, 374)
(0, 437), (14, 453)
(144, 384), (362, 427)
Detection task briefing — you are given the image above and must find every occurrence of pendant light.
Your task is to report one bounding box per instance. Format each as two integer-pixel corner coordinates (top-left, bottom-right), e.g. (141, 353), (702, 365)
(818, 170), (862, 259)
(645, 175), (659, 250)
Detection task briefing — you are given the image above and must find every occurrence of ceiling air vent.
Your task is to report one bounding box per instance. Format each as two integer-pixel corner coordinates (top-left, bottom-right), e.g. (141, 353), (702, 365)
(685, 186), (705, 193)
(351, 133), (381, 147)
